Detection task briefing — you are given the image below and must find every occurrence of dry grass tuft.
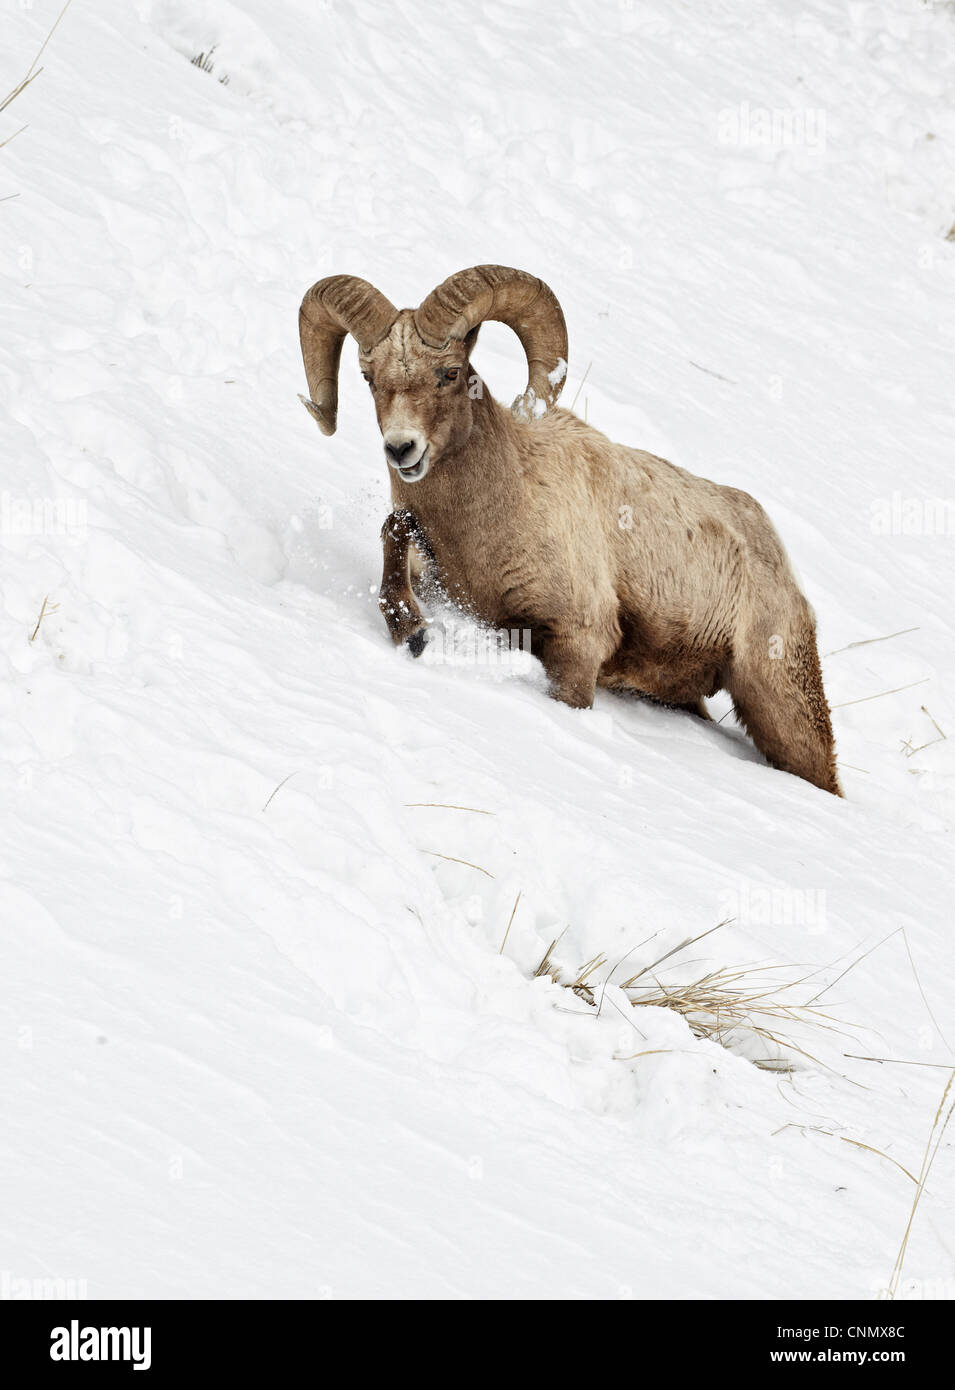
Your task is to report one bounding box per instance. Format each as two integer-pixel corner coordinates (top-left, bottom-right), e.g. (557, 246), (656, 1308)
(190, 46), (230, 86)
(534, 923), (953, 1285)
(534, 931), (608, 1004)
(536, 924), (850, 1070)
(622, 961), (846, 1070)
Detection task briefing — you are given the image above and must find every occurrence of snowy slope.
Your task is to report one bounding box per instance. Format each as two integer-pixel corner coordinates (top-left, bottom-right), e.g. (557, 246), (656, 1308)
(1, 0), (954, 1299)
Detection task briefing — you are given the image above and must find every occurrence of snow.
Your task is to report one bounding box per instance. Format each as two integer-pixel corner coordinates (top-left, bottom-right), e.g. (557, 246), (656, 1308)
(1, 0), (953, 1299)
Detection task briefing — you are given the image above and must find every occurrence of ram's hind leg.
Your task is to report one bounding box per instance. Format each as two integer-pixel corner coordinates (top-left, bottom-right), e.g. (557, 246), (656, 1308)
(536, 622), (621, 710)
(379, 509), (430, 655)
(729, 607), (841, 796)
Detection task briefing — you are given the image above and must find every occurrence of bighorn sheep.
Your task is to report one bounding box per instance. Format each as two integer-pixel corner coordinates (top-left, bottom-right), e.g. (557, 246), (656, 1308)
(299, 265), (841, 795)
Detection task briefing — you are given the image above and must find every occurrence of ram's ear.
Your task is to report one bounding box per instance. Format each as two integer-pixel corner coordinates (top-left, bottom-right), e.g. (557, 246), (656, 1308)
(463, 323), (481, 355)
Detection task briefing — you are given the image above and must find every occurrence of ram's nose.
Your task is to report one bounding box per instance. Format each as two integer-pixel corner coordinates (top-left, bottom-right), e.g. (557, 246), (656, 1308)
(382, 428), (428, 479)
(384, 438), (416, 466)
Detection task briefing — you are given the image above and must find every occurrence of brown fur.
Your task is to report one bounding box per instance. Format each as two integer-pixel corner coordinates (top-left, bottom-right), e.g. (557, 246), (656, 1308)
(304, 284), (841, 796)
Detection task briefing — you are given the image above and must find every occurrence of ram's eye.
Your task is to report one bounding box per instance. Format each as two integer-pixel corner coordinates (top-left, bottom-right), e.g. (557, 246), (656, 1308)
(445, 368), (459, 382)
(435, 367), (460, 387)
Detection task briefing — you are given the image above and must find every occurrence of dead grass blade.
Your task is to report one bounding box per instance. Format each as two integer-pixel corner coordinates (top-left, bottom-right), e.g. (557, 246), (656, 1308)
(29, 594), (59, 641)
(498, 891), (521, 955)
(421, 849), (494, 879)
(568, 360), (592, 412)
(620, 918), (732, 988)
(839, 1137), (918, 1187)
(844, 1054), (955, 1070)
(614, 1048), (677, 1061)
(2, 0), (74, 116)
(534, 928), (568, 987)
(832, 678), (929, 709)
(900, 706), (946, 758)
(569, 954), (608, 1005)
(805, 928), (901, 1006)
(823, 627), (919, 658)
(261, 771), (297, 812)
(886, 1069), (955, 1299)
(901, 926), (952, 1053)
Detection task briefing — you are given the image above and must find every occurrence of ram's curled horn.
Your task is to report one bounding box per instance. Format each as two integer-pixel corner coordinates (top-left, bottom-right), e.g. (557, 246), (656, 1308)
(299, 275), (399, 435)
(414, 265), (569, 421)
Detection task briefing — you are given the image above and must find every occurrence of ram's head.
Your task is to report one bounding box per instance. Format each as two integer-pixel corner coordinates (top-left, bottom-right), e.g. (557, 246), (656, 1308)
(299, 265), (568, 482)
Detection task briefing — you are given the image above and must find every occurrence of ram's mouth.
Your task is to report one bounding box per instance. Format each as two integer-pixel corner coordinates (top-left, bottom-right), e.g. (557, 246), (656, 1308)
(397, 449), (429, 482)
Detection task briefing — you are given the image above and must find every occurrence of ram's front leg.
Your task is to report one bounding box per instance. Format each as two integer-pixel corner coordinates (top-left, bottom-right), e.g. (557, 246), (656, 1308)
(378, 509), (429, 656)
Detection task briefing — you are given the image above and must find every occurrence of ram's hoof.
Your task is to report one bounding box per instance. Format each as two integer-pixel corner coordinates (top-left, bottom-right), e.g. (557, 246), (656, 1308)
(407, 627), (429, 658)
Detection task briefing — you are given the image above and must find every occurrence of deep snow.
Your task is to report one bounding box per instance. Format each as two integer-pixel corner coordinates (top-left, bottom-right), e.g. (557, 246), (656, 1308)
(1, 0), (953, 1299)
